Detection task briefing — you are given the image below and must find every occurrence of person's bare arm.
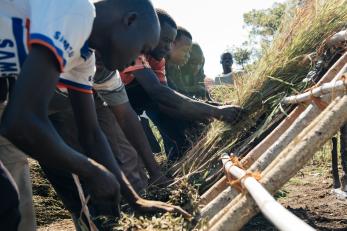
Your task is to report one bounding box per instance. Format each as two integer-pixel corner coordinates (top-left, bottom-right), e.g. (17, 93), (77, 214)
(110, 102), (168, 185)
(0, 45), (189, 217)
(68, 89), (142, 206)
(133, 68), (243, 123)
(0, 45), (119, 201)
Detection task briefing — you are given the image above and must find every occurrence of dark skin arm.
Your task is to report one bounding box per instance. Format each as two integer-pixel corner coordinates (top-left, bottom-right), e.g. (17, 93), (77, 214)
(109, 102), (168, 185)
(0, 45), (119, 202)
(0, 45), (190, 217)
(67, 76), (189, 216)
(133, 69), (243, 123)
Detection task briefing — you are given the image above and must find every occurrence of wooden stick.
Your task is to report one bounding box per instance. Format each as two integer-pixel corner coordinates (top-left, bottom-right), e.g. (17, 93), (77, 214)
(199, 54), (347, 206)
(250, 67), (347, 174)
(240, 106), (305, 169)
(200, 63), (347, 218)
(199, 106), (305, 207)
(283, 79), (347, 104)
(199, 176), (228, 206)
(201, 105), (321, 220)
(72, 174), (99, 231)
(248, 104), (320, 172)
(209, 95), (347, 231)
(220, 154), (314, 231)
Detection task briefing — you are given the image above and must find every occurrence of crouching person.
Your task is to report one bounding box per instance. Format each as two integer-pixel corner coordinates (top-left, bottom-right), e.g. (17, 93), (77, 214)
(43, 55), (170, 230)
(120, 11), (244, 161)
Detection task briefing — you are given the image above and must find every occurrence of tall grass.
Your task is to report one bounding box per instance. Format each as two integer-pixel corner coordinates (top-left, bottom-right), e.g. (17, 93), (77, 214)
(172, 0), (347, 188)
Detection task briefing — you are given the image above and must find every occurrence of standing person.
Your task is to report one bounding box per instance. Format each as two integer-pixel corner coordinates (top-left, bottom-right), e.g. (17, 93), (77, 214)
(215, 51), (234, 85)
(0, 0), (188, 228)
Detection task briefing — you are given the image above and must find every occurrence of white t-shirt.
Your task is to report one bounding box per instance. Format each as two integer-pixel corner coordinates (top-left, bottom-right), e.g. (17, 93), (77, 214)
(215, 72), (233, 85)
(0, 0), (96, 93)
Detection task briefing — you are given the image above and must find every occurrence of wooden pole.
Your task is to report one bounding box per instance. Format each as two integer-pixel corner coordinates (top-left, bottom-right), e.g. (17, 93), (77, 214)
(248, 104), (321, 172)
(220, 154), (314, 231)
(283, 79), (347, 104)
(201, 64), (347, 218)
(199, 54), (347, 206)
(200, 106), (305, 208)
(210, 95), (347, 231)
(201, 104), (321, 220)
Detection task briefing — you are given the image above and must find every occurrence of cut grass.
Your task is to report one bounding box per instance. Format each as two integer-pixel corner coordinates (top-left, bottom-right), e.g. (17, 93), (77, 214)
(171, 0), (347, 192)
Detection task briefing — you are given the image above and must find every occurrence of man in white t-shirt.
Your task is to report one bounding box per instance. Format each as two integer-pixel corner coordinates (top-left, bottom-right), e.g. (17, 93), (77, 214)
(215, 51), (234, 85)
(0, 0), (189, 229)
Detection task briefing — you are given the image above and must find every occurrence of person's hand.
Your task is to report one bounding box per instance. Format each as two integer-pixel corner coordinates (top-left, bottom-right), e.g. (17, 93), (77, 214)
(133, 198), (191, 219)
(216, 105), (245, 124)
(84, 160), (120, 203)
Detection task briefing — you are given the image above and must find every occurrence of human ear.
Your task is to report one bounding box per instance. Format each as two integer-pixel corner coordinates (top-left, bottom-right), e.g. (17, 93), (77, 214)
(123, 12), (138, 26)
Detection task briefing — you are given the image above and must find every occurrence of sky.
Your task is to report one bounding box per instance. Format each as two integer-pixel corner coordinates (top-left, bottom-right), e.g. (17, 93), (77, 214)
(151, 0), (285, 78)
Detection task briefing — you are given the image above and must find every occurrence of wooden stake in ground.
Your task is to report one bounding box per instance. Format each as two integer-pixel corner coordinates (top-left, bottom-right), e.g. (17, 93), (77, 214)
(209, 95), (347, 231)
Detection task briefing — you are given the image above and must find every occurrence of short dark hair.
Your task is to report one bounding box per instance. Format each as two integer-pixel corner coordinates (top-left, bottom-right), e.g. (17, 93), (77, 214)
(176, 26), (192, 41)
(156, 9), (177, 29)
(221, 51), (233, 60)
(108, 0), (158, 26)
(191, 43), (203, 57)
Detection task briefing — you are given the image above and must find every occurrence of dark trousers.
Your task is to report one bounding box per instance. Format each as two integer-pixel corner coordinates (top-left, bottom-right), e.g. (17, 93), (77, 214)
(41, 98), (147, 230)
(41, 111), (119, 230)
(146, 110), (192, 161)
(0, 161), (20, 231)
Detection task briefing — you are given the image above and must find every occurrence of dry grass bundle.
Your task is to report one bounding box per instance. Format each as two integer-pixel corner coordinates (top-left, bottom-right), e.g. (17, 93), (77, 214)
(171, 0), (347, 190)
(111, 180), (207, 231)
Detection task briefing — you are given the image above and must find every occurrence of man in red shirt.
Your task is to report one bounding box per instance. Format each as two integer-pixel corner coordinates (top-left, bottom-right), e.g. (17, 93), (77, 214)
(120, 10), (244, 160)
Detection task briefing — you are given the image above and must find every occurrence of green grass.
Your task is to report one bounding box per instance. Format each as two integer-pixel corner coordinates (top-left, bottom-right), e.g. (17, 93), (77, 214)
(171, 0), (347, 192)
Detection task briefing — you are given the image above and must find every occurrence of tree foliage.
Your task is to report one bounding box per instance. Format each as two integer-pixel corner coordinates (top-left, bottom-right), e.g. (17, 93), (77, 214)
(232, 46), (252, 69)
(243, 2), (287, 43)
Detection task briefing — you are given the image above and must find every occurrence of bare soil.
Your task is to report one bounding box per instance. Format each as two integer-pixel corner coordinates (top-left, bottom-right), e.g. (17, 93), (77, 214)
(243, 164), (347, 231)
(33, 159), (347, 230)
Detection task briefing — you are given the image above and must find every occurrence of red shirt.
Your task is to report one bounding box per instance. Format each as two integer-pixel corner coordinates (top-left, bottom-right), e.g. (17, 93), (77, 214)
(120, 55), (167, 85)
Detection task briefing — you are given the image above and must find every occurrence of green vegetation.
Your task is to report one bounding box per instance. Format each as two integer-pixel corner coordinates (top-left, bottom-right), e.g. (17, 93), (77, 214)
(172, 0), (347, 193)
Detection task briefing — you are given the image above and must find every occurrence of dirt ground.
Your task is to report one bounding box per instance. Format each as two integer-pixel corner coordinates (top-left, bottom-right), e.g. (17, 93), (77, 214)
(33, 155), (347, 230)
(243, 163), (347, 231)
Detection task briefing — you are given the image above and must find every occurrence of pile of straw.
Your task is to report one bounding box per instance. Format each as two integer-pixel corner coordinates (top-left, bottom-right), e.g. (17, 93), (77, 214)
(104, 1), (347, 229)
(171, 0), (347, 190)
